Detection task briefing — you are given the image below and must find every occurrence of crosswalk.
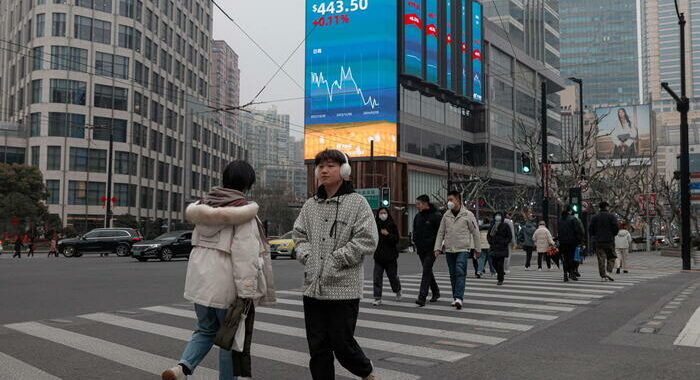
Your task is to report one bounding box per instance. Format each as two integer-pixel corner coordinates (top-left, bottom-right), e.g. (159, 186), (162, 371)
(2, 267), (674, 379)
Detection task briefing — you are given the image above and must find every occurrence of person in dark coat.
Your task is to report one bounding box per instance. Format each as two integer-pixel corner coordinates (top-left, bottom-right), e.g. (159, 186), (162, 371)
(557, 208), (584, 282)
(412, 195), (442, 305)
(518, 220), (537, 270)
(590, 201), (619, 281)
(487, 211), (513, 286)
(372, 207), (402, 306)
(12, 236), (23, 258)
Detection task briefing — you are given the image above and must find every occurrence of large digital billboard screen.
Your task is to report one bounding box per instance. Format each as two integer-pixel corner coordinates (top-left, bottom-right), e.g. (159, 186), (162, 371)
(595, 105), (652, 165)
(461, 0), (468, 97)
(403, 0), (423, 78)
(471, 1), (483, 102)
(446, 0), (453, 90)
(425, 0), (439, 83)
(305, 0), (398, 159)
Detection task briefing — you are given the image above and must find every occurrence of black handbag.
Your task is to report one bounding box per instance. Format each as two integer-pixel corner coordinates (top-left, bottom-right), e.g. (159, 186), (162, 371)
(214, 298), (251, 350)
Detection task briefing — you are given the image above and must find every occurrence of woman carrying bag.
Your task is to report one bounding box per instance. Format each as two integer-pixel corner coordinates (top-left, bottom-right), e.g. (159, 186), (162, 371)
(487, 211), (513, 286)
(532, 221), (556, 271)
(162, 161), (275, 380)
(372, 207), (402, 306)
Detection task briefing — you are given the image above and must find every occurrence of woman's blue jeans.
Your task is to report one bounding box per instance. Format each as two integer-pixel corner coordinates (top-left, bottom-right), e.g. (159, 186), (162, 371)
(179, 304), (236, 380)
(478, 249), (496, 273)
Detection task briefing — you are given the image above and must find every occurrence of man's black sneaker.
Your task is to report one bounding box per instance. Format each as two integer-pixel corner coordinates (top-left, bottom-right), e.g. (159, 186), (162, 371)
(563, 276), (569, 282)
(623, 270), (629, 274)
(616, 268), (621, 274)
(570, 275), (578, 281)
(497, 281), (503, 286)
(415, 299), (426, 307)
(606, 275), (615, 282)
(429, 296), (440, 303)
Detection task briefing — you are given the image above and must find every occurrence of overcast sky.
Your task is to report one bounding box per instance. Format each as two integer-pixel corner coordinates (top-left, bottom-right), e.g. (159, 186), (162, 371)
(212, 2), (306, 138)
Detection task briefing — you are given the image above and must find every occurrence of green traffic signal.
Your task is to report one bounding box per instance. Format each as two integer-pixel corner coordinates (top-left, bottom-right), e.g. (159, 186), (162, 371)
(571, 204), (580, 213)
(523, 165), (531, 174)
(520, 153), (532, 174)
(382, 199), (390, 207)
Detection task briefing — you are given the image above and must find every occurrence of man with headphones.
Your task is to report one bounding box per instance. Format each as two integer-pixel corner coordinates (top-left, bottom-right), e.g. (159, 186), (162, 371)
(293, 149), (378, 380)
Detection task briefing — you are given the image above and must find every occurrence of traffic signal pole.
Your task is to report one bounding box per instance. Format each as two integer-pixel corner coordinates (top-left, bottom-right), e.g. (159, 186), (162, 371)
(541, 81), (549, 227)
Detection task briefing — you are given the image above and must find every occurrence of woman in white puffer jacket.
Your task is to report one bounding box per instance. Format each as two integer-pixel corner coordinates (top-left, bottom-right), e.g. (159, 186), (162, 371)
(162, 161), (275, 380)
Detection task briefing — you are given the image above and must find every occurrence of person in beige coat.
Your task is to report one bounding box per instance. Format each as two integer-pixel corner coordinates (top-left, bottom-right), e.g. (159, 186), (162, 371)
(162, 161), (275, 380)
(433, 190), (481, 310)
(532, 221), (556, 271)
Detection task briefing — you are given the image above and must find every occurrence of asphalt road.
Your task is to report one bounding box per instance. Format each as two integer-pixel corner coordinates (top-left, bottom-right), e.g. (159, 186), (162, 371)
(1, 251), (700, 380)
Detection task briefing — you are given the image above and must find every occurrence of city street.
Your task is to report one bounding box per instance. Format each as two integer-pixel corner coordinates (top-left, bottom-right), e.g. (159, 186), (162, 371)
(2, 251), (700, 379)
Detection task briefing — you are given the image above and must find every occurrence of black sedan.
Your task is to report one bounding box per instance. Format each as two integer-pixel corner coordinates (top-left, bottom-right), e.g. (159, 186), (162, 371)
(130, 231), (193, 262)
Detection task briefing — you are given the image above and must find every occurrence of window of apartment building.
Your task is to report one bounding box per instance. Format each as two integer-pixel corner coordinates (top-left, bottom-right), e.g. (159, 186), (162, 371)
(191, 147), (200, 165)
(17, 88), (25, 112)
(36, 14), (45, 38)
(70, 147), (106, 172)
(191, 172), (199, 190)
(24, 19), (33, 44)
(46, 180), (60, 204)
(140, 186), (153, 208)
(31, 80), (42, 103)
(491, 145), (515, 172)
(51, 13), (66, 37)
(165, 109), (177, 130)
(19, 57), (27, 81)
(32, 46), (43, 70)
(150, 129), (163, 152)
(156, 189), (168, 210)
(515, 90), (536, 119)
(51, 46), (88, 72)
(68, 181), (106, 205)
(171, 192), (181, 212)
(50, 79), (86, 105)
(30, 113), (41, 137)
(118, 25), (141, 51)
(164, 135), (175, 157)
(171, 165), (182, 185)
(93, 117), (128, 143)
(119, 0), (143, 21)
(157, 161), (169, 182)
(114, 183), (137, 207)
(115, 151), (138, 175)
(202, 151), (210, 169)
(151, 101), (164, 124)
(202, 129), (210, 146)
(31, 146), (40, 167)
(77, 0), (112, 12)
(95, 52), (129, 79)
(94, 84), (128, 111)
(140, 156), (154, 179)
(47, 146), (61, 170)
(132, 122), (148, 147)
(48, 112), (85, 138)
(74, 16), (111, 44)
(133, 91), (147, 116)
(491, 80), (513, 110)
(201, 174), (209, 191)
(463, 142), (487, 166)
(192, 123), (200, 141)
(211, 156), (219, 172)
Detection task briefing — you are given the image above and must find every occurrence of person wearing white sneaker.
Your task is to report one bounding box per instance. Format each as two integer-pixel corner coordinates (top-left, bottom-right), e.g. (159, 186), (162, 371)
(372, 207), (402, 308)
(162, 162), (276, 380)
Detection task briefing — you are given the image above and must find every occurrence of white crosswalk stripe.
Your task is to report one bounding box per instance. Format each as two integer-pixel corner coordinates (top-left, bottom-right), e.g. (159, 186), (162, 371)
(1, 266), (672, 380)
(674, 306), (700, 347)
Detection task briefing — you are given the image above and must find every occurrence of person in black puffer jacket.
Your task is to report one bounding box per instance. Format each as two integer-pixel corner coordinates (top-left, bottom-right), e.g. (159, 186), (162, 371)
(373, 207), (401, 306)
(487, 211), (513, 286)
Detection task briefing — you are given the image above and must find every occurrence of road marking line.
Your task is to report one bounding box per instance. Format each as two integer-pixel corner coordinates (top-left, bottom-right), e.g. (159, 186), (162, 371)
(276, 290), (563, 317)
(367, 283), (603, 299)
(80, 312), (414, 380)
(402, 274), (638, 287)
(101, 309), (468, 363)
(427, 274), (642, 285)
(145, 305), (507, 346)
(393, 278), (616, 294)
(0, 351), (62, 380)
(4, 322), (220, 380)
(674, 306), (700, 347)
(274, 297), (533, 331)
(364, 285), (592, 305)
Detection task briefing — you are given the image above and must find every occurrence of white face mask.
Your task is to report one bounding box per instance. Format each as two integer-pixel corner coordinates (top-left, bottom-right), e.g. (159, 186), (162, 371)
(447, 201), (456, 210)
(495, 215), (503, 222)
(379, 214), (388, 221)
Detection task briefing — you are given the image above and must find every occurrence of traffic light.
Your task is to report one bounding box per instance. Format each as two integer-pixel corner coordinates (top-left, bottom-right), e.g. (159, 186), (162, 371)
(381, 187), (391, 207)
(521, 153), (532, 174)
(569, 187), (582, 215)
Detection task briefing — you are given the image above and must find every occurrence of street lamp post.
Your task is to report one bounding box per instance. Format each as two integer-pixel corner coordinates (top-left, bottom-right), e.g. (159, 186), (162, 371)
(661, 1), (690, 270)
(105, 124), (114, 228)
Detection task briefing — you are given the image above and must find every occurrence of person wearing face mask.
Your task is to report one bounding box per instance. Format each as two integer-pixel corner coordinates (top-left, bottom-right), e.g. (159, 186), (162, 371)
(488, 212), (513, 285)
(372, 207), (402, 306)
(413, 195), (443, 306)
(433, 190), (481, 310)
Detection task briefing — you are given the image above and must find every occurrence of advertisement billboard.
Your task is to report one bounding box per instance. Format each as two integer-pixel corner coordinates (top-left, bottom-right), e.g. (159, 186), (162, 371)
(305, 0), (398, 159)
(446, 0), (453, 90)
(595, 105), (652, 165)
(425, 0), (439, 83)
(403, 0), (423, 78)
(471, 0), (483, 102)
(461, 0), (468, 96)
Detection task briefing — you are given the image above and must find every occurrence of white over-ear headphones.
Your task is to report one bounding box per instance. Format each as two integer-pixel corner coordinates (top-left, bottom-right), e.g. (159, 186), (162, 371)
(315, 150), (352, 179)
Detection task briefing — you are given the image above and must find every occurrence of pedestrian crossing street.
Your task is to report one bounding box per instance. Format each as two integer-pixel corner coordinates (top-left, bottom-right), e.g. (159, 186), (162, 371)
(1, 268), (673, 380)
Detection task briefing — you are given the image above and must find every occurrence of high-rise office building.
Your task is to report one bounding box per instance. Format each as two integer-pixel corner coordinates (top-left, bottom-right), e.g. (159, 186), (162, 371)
(240, 106), (290, 175)
(559, 0), (644, 108)
(209, 39), (245, 156)
(0, 0), (239, 232)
